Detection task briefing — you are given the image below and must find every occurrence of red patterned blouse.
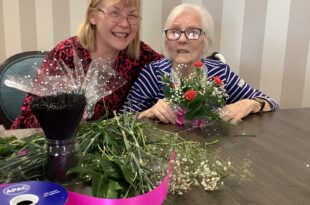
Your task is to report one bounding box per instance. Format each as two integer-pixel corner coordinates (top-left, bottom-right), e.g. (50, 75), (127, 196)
(11, 36), (163, 129)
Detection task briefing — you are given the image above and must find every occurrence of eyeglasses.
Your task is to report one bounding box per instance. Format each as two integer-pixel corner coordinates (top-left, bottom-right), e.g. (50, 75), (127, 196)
(97, 8), (141, 25)
(165, 28), (203, 41)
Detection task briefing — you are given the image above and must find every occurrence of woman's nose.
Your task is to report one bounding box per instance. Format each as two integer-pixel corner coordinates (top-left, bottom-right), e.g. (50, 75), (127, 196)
(178, 33), (188, 42)
(118, 16), (130, 27)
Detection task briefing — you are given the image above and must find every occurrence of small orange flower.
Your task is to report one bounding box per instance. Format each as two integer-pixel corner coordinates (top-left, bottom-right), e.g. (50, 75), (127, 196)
(172, 83), (178, 89)
(194, 61), (203, 68)
(184, 89), (197, 101)
(213, 76), (223, 86)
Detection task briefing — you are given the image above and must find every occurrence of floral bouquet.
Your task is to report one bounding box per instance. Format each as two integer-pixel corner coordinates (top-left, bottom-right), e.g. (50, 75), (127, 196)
(162, 61), (228, 128)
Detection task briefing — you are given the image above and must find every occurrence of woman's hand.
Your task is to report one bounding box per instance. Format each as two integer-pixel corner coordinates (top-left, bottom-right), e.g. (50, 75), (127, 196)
(138, 99), (175, 124)
(220, 99), (270, 124)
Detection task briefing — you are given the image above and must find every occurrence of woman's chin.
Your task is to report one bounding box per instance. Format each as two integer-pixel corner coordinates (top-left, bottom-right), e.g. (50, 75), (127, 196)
(112, 43), (130, 51)
(173, 59), (191, 65)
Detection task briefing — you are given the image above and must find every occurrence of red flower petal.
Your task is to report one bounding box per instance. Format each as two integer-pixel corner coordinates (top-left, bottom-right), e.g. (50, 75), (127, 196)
(213, 76), (223, 86)
(194, 61), (203, 68)
(184, 89), (197, 101)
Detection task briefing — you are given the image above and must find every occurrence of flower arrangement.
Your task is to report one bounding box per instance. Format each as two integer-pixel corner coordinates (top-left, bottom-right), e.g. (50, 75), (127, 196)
(162, 61), (229, 128)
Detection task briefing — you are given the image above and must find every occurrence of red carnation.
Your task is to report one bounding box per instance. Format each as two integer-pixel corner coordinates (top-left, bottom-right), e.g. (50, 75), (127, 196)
(184, 89), (197, 101)
(194, 61), (203, 68)
(213, 76), (223, 86)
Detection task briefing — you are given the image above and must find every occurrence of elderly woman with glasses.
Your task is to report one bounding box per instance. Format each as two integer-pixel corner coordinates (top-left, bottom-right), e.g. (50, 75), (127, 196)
(121, 3), (279, 124)
(11, 0), (163, 129)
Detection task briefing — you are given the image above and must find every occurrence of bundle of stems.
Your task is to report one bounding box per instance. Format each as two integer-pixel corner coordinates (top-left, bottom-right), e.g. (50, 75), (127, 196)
(70, 113), (172, 198)
(0, 135), (45, 183)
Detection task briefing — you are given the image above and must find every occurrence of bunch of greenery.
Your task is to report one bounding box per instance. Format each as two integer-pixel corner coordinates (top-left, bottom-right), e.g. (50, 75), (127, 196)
(0, 135), (45, 183)
(69, 113), (172, 198)
(0, 114), (250, 198)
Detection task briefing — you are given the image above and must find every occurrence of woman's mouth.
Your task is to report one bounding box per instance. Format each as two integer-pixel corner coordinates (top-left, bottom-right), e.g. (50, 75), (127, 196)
(112, 32), (129, 38)
(177, 49), (189, 54)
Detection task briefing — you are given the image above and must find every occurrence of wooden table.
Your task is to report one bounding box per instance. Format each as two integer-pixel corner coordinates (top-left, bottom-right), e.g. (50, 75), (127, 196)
(1, 108), (310, 204)
(164, 108), (310, 205)
(0, 127), (42, 138)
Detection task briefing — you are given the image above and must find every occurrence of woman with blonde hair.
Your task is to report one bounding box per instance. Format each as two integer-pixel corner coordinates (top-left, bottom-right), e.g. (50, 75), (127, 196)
(11, 0), (163, 128)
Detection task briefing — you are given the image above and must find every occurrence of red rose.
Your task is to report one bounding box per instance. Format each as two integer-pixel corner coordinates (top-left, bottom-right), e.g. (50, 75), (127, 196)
(213, 76), (223, 86)
(194, 61), (203, 68)
(184, 89), (197, 101)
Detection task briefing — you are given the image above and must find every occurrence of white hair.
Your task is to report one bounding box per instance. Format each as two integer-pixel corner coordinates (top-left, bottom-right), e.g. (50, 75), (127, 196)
(162, 3), (214, 58)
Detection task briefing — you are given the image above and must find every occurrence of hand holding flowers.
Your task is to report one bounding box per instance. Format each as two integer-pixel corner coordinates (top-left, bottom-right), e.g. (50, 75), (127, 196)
(138, 99), (176, 124)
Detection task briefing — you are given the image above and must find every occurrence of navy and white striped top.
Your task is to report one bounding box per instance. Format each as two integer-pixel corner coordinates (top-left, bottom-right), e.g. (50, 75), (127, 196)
(121, 58), (279, 113)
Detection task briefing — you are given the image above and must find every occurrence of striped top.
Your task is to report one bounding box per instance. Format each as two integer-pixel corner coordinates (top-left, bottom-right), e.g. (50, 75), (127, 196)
(121, 58), (279, 113)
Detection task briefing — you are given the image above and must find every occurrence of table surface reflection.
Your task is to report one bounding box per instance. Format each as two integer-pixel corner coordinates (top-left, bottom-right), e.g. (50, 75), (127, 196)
(1, 108), (310, 205)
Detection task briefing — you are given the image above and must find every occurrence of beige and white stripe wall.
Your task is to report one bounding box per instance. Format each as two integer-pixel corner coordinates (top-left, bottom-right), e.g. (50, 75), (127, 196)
(0, 0), (309, 109)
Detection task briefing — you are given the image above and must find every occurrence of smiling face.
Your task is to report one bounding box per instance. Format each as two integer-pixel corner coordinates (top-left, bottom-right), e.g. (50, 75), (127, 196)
(165, 10), (205, 68)
(90, 0), (139, 57)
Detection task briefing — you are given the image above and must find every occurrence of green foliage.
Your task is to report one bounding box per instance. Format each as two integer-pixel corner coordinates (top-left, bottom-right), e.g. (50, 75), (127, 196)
(0, 113), (250, 198)
(69, 113), (171, 198)
(0, 135), (45, 183)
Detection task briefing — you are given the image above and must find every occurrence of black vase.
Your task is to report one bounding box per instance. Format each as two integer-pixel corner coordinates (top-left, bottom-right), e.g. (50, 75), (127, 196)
(30, 93), (86, 183)
(45, 138), (79, 183)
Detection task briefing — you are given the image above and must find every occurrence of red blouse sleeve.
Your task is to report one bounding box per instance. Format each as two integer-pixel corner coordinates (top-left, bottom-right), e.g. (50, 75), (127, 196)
(10, 94), (41, 129)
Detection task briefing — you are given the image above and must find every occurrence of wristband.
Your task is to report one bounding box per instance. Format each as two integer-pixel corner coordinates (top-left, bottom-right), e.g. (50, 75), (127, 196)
(252, 98), (265, 113)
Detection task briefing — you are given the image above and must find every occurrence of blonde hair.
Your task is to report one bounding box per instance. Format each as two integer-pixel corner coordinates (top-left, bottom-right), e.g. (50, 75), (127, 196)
(77, 0), (141, 59)
(162, 3), (214, 57)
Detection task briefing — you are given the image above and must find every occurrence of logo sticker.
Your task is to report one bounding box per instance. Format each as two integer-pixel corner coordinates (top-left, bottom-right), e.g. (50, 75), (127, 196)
(3, 184), (30, 196)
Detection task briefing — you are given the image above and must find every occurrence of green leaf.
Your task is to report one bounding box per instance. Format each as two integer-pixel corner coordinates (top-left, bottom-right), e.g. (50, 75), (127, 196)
(67, 165), (102, 177)
(0, 144), (14, 157)
(163, 86), (172, 98)
(106, 180), (123, 198)
(187, 95), (203, 110)
(119, 164), (134, 184)
(186, 105), (204, 120)
(92, 175), (109, 197)
(96, 157), (122, 179)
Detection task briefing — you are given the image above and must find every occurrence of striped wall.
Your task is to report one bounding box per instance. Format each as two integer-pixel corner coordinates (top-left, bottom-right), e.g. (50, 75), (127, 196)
(0, 0), (309, 108)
